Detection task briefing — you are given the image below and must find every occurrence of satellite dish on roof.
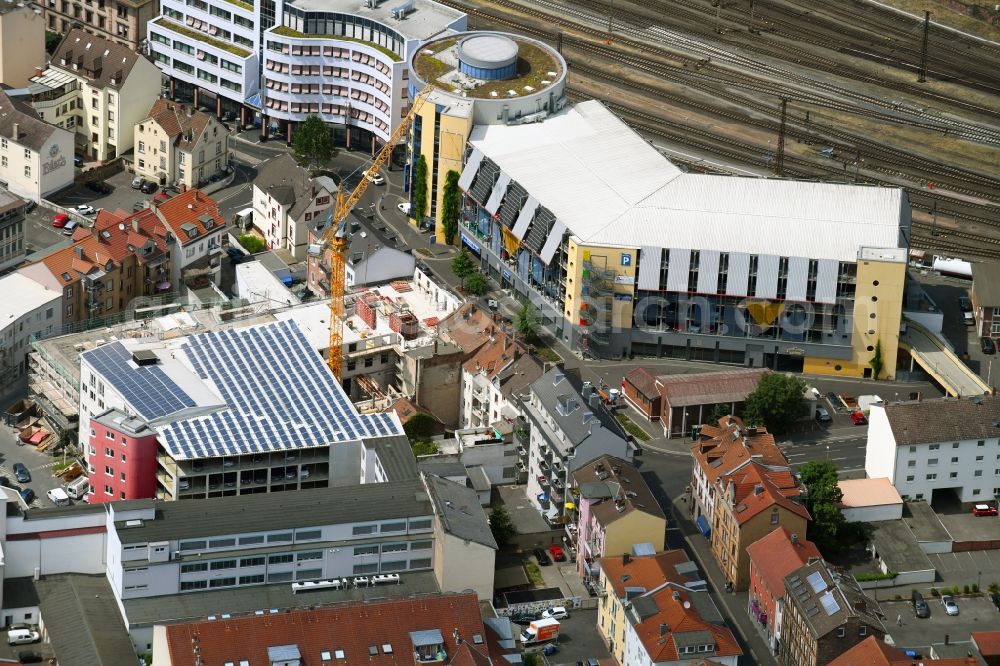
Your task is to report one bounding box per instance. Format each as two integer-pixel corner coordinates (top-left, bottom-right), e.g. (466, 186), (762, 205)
(683, 601), (691, 609)
(119, 224), (125, 231)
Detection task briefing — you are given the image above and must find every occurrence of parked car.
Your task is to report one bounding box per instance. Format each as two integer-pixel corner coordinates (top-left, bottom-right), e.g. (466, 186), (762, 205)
(85, 180), (113, 195)
(991, 593), (1000, 611)
(51, 213), (70, 228)
(74, 154), (84, 167)
(12, 463), (30, 484)
(131, 175), (145, 189)
(972, 503), (998, 517)
(140, 181), (158, 194)
(397, 201), (411, 215)
(18, 651), (43, 664)
(0, 476), (9, 487)
(19, 488), (35, 504)
(542, 606), (568, 620)
(548, 544), (566, 562)
(533, 547), (551, 566)
(815, 407), (832, 422)
(958, 296), (972, 312)
(153, 191), (170, 203)
(363, 169), (385, 185)
(133, 201), (147, 212)
(941, 595), (959, 616)
(74, 204), (96, 216)
(510, 612), (539, 625)
(912, 591), (930, 618)
(6, 629), (39, 645)
(850, 411), (868, 426)
(982, 337), (996, 355)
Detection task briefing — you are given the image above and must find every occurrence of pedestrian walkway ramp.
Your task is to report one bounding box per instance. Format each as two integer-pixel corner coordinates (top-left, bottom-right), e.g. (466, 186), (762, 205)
(899, 320), (990, 397)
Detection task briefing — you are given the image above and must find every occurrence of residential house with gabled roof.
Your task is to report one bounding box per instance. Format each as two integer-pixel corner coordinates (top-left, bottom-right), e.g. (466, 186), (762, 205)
(0, 89), (74, 202)
(34, 29), (160, 162)
(779, 559), (887, 666)
(18, 206), (172, 326)
(709, 461), (809, 591)
(571, 455), (666, 582)
(460, 325), (543, 430)
(596, 548), (741, 666)
(152, 187), (224, 291)
(523, 368), (638, 525)
(829, 635), (978, 666)
(690, 415), (788, 530)
(133, 99), (229, 188)
(252, 153), (335, 261)
(153, 592), (495, 665)
(746, 527), (821, 656)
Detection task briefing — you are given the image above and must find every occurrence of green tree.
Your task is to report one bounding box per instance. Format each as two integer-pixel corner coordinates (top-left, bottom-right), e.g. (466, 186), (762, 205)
(292, 115), (336, 171)
(489, 505), (516, 547)
(870, 339), (884, 380)
(413, 155), (429, 221)
(403, 412), (438, 441)
(46, 31), (62, 55)
(411, 440), (438, 456)
(464, 273), (488, 296)
(707, 403), (733, 425)
(450, 250), (476, 287)
(441, 170), (461, 245)
(799, 460), (849, 555)
(743, 373), (808, 435)
(515, 303), (539, 344)
(238, 234), (265, 254)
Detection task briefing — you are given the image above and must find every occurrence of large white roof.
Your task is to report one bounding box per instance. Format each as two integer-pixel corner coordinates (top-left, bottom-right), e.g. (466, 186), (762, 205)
(468, 101), (906, 262)
(0, 273), (61, 324)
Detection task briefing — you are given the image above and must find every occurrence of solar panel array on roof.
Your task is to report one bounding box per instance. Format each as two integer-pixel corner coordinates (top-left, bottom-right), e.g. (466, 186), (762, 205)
(469, 159), (499, 205)
(524, 206), (555, 254)
(83, 342), (196, 420)
(497, 181), (528, 229)
(154, 320), (400, 459)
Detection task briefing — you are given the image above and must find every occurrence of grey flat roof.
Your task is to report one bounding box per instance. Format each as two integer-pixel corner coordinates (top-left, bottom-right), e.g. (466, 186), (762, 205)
(530, 368), (629, 447)
(113, 481), (431, 543)
(33, 574), (139, 666)
(367, 434), (419, 480)
(3, 578), (40, 609)
(24, 502), (106, 520)
(904, 501), (952, 544)
(282, 0), (465, 41)
(422, 473), (497, 550)
(869, 519), (935, 573)
(122, 571), (440, 627)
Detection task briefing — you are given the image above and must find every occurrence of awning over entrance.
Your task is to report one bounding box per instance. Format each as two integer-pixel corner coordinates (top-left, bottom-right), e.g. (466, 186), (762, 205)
(696, 514), (711, 538)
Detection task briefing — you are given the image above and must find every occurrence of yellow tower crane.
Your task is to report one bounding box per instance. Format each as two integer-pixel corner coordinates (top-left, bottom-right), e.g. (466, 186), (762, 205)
(323, 84), (434, 379)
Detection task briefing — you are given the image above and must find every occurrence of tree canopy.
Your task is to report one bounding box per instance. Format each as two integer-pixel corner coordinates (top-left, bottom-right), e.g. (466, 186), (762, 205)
(292, 115), (336, 171)
(450, 251), (476, 287)
(464, 273), (488, 296)
(799, 460), (849, 555)
(515, 303), (540, 344)
(441, 170), (461, 245)
(743, 373), (807, 435)
(489, 505), (516, 547)
(413, 155), (429, 221)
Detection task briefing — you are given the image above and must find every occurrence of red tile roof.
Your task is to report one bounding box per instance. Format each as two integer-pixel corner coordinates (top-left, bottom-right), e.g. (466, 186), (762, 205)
(600, 550), (694, 598)
(693, 416), (787, 485)
(656, 368), (769, 407)
(164, 593), (488, 666)
(155, 188), (223, 246)
(720, 462), (809, 525)
(829, 635), (976, 666)
(623, 367), (659, 400)
(973, 630), (1000, 657)
(746, 527), (820, 597)
(634, 585), (742, 663)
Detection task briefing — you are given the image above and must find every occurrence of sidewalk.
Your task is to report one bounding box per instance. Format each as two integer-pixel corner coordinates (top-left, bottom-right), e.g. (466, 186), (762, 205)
(669, 491), (770, 666)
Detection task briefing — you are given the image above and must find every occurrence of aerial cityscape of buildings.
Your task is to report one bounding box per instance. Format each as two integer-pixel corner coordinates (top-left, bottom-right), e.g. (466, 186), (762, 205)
(0, 0), (997, 664)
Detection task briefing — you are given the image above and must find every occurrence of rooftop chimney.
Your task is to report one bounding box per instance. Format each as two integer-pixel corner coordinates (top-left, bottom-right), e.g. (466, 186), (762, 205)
(622, 553), (631, 565)
(11, 122), (18, 140)
(791, 533), (799, 545)
(132, 218), (139, 233)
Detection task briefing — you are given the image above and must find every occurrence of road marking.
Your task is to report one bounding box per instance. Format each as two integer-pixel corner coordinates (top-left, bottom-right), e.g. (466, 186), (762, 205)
(786, 453), (808, 458)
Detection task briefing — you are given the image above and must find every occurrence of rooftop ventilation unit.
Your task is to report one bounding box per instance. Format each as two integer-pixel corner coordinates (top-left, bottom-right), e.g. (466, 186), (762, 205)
(365, 0), (381, 6)
(390, 0), (414, 19)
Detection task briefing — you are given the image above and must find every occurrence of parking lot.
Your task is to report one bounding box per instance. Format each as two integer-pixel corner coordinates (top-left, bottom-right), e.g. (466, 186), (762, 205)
(879, 595), (999, 654)
(927, 550), (1000, 591)
(0, 424), (72, 509)
(527, 607), (611, 665)
(49, 169), (164, 220)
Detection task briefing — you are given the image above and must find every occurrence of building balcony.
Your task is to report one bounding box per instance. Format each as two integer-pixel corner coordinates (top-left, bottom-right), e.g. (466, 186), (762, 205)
(539, 459), (550, 472)
(551, 489), (564, 504)
(516, 460), (527, 473)
(537, 475), (550, 487)
(516, 445), (527, 458)
(551, 477), (564, 490)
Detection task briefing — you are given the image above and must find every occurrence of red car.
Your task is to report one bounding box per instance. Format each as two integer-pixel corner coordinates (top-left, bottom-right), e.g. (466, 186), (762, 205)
(547, 545), (566, 562)
(153, 191), (170, 203)
(850, 411), (868, 426)
(52, 213), (70, 228)
(972, 504), (998, 517)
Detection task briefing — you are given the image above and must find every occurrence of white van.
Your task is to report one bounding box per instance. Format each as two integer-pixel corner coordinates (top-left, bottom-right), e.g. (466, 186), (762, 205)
(62, 219), (79, 236)
(46, 487), (70, 506)
(65, 476), (90, 500)
(7, 629), (39, 645)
